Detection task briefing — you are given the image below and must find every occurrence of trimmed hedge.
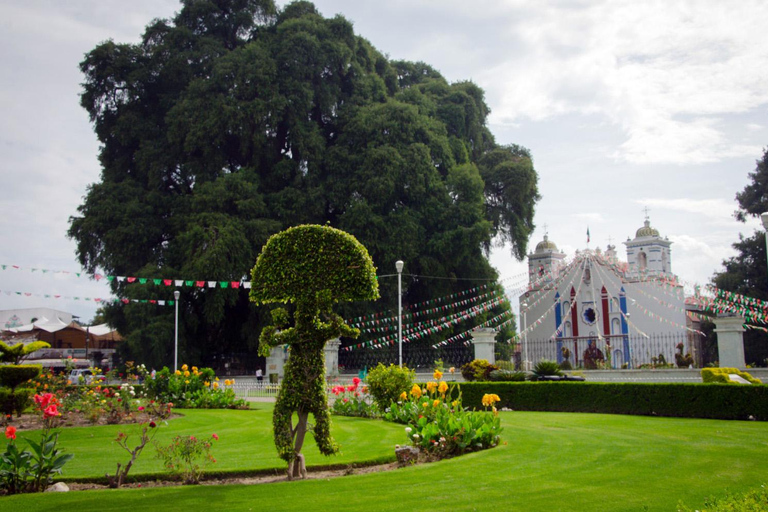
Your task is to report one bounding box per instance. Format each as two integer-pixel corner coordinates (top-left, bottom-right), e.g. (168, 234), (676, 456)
(0, 364), (42, 390)
(0, 387), (34, 416)
(459, 381), (768, 421)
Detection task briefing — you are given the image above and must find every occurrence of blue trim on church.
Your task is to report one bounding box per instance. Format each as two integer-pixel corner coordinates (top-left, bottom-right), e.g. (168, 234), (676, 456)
(554, 292), (563, 363)
(620, 287), (630, 365)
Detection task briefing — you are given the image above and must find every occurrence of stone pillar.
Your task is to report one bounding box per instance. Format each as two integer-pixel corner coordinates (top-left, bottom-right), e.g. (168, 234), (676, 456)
(713, 315), (746, 368)
(471, 328), (497, 365)
(265, 345), (289, 383)
(324, 338), (341, 377)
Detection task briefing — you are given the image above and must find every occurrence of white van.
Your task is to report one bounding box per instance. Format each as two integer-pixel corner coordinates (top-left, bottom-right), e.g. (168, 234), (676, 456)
(68, 368), (105, 385)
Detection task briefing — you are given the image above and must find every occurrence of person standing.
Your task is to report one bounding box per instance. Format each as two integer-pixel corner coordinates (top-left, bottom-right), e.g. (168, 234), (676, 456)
(256, 368), (263, 383)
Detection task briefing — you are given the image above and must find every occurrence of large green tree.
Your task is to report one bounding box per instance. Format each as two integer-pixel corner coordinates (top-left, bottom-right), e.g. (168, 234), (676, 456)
(69, 0), (538, 368)
(712, 147), (768, 366)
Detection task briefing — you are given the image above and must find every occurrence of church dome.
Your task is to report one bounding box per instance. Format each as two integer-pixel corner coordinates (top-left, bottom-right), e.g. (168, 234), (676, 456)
(535, 234), (559, 253)
(635, 219), (659, 238)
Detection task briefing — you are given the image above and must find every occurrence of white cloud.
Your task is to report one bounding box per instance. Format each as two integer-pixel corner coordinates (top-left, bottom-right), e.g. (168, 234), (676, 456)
(634, 198), (736, 223)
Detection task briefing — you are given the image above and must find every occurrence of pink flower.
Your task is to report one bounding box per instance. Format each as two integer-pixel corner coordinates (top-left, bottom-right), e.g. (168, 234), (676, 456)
(212, 433), (219, 440)
(343, 398), (349, 403)
(34, 393), (54, 409)
(190, 435), (196, 441)
(43, 404), (59, 419)
(138, 406), (145, 411)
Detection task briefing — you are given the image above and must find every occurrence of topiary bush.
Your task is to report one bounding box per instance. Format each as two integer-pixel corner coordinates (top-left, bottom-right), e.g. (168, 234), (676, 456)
(0, 387), (33, 416)
(0, 365), (42, 391)
(461, 359), (498, 381)
(365, 363), (415, 410)
(529, 360), (562, 381)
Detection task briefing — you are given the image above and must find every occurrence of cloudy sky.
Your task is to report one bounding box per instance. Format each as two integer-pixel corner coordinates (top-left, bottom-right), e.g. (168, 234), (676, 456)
(1, 0), (767, 323)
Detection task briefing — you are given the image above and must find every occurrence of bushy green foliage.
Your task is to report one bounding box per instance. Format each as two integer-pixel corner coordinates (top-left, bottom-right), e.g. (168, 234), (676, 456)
(384, 380), (501, 457)
(701, 367), (762, 384)
(0, 365), (42, 391)
(678, 484), (768, 511)
(460, 359), (498, 381)
(458, 381), (768, 420)
(0, 341), (50, 365)
(495, 360), (515, 371)
(143, 366), (246, 409)
(0, 388), (33, 417)
(529, 360), (563, 381)
(251, 225), (379, 478)
(365, 363), (415, 409)
(488, 369), (526, 382)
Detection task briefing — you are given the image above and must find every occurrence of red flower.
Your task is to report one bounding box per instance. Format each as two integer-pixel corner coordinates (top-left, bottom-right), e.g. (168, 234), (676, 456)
(212, 433), (219, 441)
(5, 426), (16, 440)
(34, 393), (54, 409)
(347, 385), (356, 392)
(149, 421), (157, 428)
(43, 404), (59, 419)
(138, 406), (145, 411)
(352, 377), (361, 386)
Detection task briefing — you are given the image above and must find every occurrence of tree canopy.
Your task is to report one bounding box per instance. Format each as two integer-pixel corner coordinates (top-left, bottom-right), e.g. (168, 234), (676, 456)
(69, 0), (539, 368)
(712, 147), (768, 365)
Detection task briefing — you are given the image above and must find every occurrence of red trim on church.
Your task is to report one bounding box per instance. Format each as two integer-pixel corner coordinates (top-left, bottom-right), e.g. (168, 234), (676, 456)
(601, 286), (610, 336)
(570, 287), (579, 365)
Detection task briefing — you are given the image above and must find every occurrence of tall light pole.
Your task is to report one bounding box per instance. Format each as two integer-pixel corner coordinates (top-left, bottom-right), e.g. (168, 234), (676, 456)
(396, 260), (404, 367)
(174, 290), (180, 372)
(761, 213), (768, 276)
(522, 302), (528, 371)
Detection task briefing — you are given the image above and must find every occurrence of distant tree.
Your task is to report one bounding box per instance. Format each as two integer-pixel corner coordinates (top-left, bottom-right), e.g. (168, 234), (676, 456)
(250, 225), (378, 479)
(69, 0), (536, 368)
(712, 147), (768, 365)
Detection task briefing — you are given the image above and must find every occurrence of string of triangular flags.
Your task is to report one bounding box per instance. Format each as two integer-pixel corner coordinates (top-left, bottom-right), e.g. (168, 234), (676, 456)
(0, 264), (251, 289)
(343, 296), (508, 351)
(432, 309), (516, 349)
(0, 290), (176, 306)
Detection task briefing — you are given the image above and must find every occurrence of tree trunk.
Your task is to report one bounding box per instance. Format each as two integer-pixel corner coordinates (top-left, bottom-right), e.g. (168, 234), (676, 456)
(287, 410), (309, 480)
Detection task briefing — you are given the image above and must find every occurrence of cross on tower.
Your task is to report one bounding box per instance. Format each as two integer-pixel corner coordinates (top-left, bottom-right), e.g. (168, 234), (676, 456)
(642, 206), (651, 220)
(542, 223), (549, 236)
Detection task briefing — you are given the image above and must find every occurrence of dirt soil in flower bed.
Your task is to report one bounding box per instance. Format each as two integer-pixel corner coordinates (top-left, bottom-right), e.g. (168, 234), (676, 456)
(65, 462), (403, 491)
(5, 410), (182, 431)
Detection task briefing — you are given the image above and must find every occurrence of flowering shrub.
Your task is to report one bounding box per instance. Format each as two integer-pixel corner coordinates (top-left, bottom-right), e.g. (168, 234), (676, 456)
(155, 433), (218, 484)
(144, 365), (247, 409)
(330, 377), (378, 418)
(107, 404), (169, 488)
(0, 393), (73, 494)
(384, 370), (502, 458)
(365, 363), (415, 410)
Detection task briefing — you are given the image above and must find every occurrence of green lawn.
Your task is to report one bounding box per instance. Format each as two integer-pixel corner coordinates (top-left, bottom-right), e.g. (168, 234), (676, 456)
(5, 407), (768, 511)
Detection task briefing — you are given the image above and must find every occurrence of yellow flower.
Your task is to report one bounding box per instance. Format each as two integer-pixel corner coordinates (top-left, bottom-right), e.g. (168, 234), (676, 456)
(182, 364), (188, 371)
(192, 366), (198, 372)
(213, 382), (219, 389)
(183, 370), (190, 377)
(204, 381), (210, 387)
(426, 381), (437, 393)
(399, 391), (407, 401)
(451, 400), (459, 408)
(433, 399), (440, 408)
(185, 380), (190, 384)
(215, 377), (220, 381)
(438, 381), (448, 395)
(175, 370), (182, 376)
(433, 369), (443, 380)
(410, 384), (422, 399)
(482, 393), (501, 407)
(422, 401), (429, 408)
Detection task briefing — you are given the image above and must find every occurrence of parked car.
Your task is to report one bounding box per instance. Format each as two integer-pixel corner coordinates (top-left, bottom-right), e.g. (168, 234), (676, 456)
(68, 368), (105, 385)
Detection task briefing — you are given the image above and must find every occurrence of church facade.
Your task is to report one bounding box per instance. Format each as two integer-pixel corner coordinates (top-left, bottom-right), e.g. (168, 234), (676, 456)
(519, 218), (687, 369)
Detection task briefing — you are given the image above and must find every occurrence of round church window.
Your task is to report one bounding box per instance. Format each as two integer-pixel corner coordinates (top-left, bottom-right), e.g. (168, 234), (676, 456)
(582, 307), (597, 325)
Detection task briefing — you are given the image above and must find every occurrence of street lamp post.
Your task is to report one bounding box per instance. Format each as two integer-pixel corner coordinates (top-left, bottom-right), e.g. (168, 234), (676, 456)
(522, 302), (528, 371)
(396, 260), (404, 367)
(174, 290), (180, 372)
(761, 213), (768, 276)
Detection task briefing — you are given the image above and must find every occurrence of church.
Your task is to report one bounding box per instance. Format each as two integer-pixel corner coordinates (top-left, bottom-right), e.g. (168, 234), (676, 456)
(518, 217), (688, 369)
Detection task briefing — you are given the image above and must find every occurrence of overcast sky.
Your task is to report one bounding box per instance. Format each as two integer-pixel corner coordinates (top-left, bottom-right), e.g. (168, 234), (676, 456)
(1, 0), (767, 323)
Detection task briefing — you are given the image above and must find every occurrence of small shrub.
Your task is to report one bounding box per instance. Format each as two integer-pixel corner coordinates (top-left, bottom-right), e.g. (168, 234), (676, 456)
(365, 363), (415, 410)
(559, 360), (573, 370)
(0, 365), (42, 392)
(461, 359), (498, 381)
(155, 433), (218, 484)
(0, 388), (33, 417)
(495, 361), (515, 371)
(675, 343), (694, 368)
(488, 369), (526, 382)
(701, 367), (762, 384)
(529, 360), (562, 381)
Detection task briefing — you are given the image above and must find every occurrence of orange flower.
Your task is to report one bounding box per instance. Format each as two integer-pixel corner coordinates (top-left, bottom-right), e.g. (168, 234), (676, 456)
(426, 381), (437, 393)
(433, 369), (443, 380)
(410, 384), (422, 399)
(438, 381), (448, 395)
(432, 399), (441, 408)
